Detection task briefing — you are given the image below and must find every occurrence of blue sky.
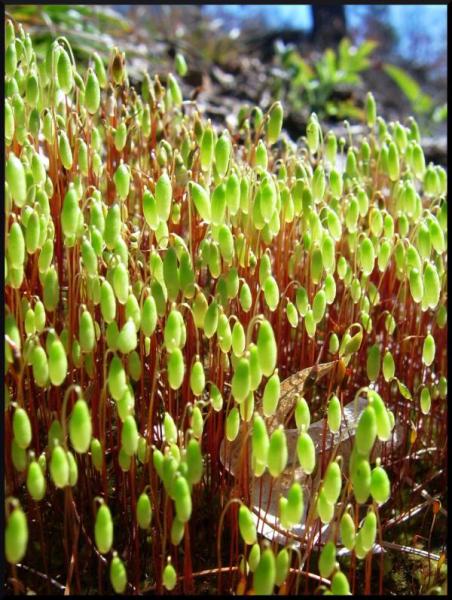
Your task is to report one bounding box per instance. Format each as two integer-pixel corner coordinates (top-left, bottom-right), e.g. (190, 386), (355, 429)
(203, 5), (447, 62)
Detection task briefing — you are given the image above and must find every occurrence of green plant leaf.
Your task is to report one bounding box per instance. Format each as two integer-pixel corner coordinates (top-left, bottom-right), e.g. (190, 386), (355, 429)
(383, 63), (432, 113)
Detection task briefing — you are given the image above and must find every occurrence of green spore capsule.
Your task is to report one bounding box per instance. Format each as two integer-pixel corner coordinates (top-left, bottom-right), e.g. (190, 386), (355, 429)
(310, 245), (323, 284)
(117, 319), (137, 355)
(350, 450), (371, 504)
(190, 180), (212, 223)
(321, 234), (336, 274)
(163, 560), (177, 591)
(32, 346), (49, 387)
(13, 407), (32, 449)
(200, 125), (214, 171)
(6, 153), (27, 208)
(231, 321), (245, 356)
(211, 183), (227, 225)
(359, 509), (377, 552)
(168, 72), (183, 105)
(83, 67), (100, 113)
(125, 294), (141, 330)
(312, 289), (327, 324)
(136, 492), (152, 529)
(81, 239), (98, 276)
(420, 386), (431, 415)
(327, 207), (342, 241)
(43, 266), (60, 312)
(79, 310), (95, 353)
(327, 395), (341, 433)
(253, 548), (276, 595)
(428, 216), (445, 253)
(5, 506), (29, 565)
(27, 460), (46, 501)
(366, 344), (381, 382)
(162, 413), (177, 446)
(409, 268), (424, 303)
(67, 450), (78, 486)
(175, 52), (188, 77)
(231, 356), (250, 403)
(114, 121), (127, 152)
(164, 308), (183, 352)
(186, 438), (203, 484)
(275, 548), (289, 586)
(170, 516), (185, 545)
(295, 396), (310, 430)
(370, 463), (390, 504)
(266, 101), (283, 145)
(11, 439), (27, 472)
(154, 172), (172, 222)
(436, 304), (447, 329)
(58, 130), (73, 170)
(48, 339), (67, 386)
(143, 189), (159, 229)
(95, 503), (113, 554)
(368, 390), (392, 441)
(297, 431), (315, 474)
(306, 113), (320, 154)
(239, 505), (257, 545)
(255, 139), (268, 169)
(218, 224), (234, 263)
(422, 334), (436, 367)
(104, 204), (121, 250)
(24, 307), (36, 336)
(323, 460), (342, 503)
(90, 438), (103, 471)
(69, 399), (92, 453)
(317, 488), (334, 524)
(226, 407), (240, 442)
(262, 370), (281, 417)
(344, 328), (363, 356)
(118, 446), (132, 473)
(217, 313), (232, 353)
(190, 405), (204, 439)
(355, 405), (377, 457)
(167, 348), (185, 390)
(7, 222), (25, 269)
(286, 300), (298, 327)
(174, 475), (192, 522)
(56, 46), (73, 93)
(50, 444), (69, 488)
(110, 554), (127, 594)
(319, 541), (336, 578)
(114, 162), (130, 200)
(329, 333), (339, 354)
(252, 414), (269, 469)
(190, 360), (205, 396)
(215, 132), (231, 176)
(117, 386), (134, 421)
(249, 543), (261, 573)
(112, 261), (129, 305)
(359, 237), (375, 276)
(108, 355), (127, 401)
(382, 350), (395, 382)
(121, 415), (138, 456)
(268, 426), (288, 478)
(423, 262), (441, 309)
(286, 482), (304, 524)
(366, 91), (377, 126)
(257, 320), (277, 377)
(331, 571), (351, 595)
(340, 511), (356, 550)
(25, 210), (40, 254)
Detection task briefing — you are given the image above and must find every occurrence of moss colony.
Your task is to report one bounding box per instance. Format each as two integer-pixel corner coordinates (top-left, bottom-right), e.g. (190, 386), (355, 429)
(4, 18), (448, 595)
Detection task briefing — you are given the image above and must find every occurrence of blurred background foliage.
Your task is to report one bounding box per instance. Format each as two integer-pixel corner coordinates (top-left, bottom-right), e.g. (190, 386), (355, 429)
(6, 4), (447, 140)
